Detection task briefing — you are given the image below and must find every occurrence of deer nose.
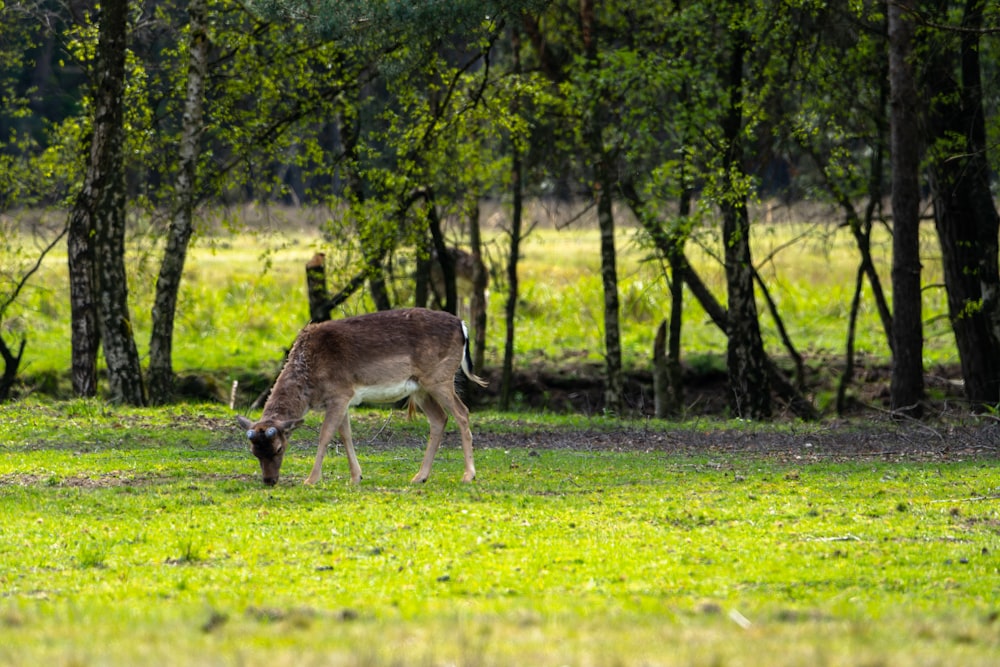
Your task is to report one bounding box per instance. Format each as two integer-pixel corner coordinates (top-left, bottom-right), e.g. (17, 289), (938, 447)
(263, 476), (278, 486)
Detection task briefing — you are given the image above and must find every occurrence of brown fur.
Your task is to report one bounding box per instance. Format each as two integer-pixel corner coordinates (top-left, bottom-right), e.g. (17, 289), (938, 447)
(236, 308), (486, 486)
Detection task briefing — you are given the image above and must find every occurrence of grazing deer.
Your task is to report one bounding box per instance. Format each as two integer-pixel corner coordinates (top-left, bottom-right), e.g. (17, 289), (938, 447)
(236, 308), (487, 486)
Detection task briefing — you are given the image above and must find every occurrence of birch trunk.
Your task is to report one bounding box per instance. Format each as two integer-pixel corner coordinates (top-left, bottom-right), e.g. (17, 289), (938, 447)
(148, 0), (210, 404)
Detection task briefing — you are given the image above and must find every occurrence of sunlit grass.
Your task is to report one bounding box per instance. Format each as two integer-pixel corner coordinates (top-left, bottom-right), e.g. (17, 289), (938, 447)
(0, 400), (996, 666)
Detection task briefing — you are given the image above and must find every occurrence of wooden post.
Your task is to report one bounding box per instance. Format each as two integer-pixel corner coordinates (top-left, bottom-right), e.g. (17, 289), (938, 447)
(653, 319), (670, 419)
(306, 253), (330, 323)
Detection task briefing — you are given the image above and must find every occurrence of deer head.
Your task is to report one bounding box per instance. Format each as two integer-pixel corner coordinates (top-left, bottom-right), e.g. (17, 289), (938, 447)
(236, 416), (303, 485)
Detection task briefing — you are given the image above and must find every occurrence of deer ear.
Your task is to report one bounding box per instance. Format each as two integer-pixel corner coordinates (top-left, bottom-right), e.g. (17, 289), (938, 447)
(236, 415), (253, 430)
(280, 418), (304, 433)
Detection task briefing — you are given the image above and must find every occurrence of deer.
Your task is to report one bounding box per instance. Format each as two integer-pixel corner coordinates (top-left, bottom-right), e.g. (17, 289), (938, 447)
(236, 308), (487, 487)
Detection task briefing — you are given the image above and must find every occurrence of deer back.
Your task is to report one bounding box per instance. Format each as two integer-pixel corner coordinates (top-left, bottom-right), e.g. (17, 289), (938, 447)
(273, 309), (468, 411)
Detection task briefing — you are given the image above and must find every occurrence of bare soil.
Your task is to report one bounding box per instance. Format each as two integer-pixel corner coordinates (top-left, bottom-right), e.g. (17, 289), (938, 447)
(460, 357), (999, 463)
(469, 356), (968, 419)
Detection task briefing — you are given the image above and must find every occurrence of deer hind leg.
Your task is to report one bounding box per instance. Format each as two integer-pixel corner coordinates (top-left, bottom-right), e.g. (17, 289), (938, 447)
(410, 392), (448, 484)
(425, 384), (476, 483)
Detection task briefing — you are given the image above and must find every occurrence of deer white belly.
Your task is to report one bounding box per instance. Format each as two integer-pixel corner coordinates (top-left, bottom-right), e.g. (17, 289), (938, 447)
(350, 379), (420, 406)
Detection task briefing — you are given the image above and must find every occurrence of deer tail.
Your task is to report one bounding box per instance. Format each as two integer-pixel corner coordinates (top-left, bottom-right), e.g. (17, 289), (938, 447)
(461, 321), (488, 387)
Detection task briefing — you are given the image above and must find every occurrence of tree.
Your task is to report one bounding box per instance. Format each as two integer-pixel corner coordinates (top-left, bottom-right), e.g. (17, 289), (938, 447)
(579, 0), (624, 414)
(921, 0), (1000, 410)
(772, 1), (894, 413)
(148, 0), (210, 404)
(67, 0), (146, 405)
(718, 22), (771, 419)
(888, 0), (925, 417)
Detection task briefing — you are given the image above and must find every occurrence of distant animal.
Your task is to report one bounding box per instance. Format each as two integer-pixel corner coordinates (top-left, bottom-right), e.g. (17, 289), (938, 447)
(236, 308), (487, 486)
(428, 246), (489, 322)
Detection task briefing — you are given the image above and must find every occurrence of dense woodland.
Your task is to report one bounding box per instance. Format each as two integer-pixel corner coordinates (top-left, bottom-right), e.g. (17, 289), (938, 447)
(1, 0), (999, 419)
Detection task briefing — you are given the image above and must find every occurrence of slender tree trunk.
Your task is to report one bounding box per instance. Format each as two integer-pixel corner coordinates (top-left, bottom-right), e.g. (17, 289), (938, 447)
(69, 0), (145, 404)
(888, 0), (924, 417)
(596, 179), (623, 413)
(837, 264), (866, 414)
(721, 27), (770, 420)
(424, 193), (457, 315)
(661, 190), (690, 418)
(581, 0), (623, 413)
(924, 0), (1000, 409)
(653, 320), (668, 418)
(148, 0), (209, 404)
(467, 198), (488, 373)
(500, 25), (524, 411)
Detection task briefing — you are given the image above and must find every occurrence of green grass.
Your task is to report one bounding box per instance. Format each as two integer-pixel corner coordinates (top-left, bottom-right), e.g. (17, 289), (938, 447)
(2, 216), (955, 399)
(1, 400), (997, 665)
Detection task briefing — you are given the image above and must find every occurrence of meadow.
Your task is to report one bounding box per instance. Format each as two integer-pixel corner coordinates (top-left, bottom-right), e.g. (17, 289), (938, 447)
(0, 401), (997, 666)
(0, 207), (995, 666)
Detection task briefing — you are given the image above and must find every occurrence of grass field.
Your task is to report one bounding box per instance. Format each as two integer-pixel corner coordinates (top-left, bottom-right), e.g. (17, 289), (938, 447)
(1, 401), (998, 666)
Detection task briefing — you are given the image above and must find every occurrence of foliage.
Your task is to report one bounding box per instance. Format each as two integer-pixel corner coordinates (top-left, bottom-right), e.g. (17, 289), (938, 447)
(0, 400), (997, 665)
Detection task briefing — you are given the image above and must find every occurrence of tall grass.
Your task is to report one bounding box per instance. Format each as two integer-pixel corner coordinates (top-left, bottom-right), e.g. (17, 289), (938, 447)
(1, 210), (953, 396)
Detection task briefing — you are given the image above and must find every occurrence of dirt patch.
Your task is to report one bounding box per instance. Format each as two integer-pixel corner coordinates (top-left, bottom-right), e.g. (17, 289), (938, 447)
(466, 357), (969, 420)
(472, 420), (999, 463)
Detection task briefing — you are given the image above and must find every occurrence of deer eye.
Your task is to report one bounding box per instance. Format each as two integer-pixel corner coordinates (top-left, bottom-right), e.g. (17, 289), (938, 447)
(265, 427), (278, 439)
(246, 429), (255, 440)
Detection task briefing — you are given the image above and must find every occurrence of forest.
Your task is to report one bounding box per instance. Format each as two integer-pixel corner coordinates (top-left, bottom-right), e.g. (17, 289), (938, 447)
(1, 0), (999, 420)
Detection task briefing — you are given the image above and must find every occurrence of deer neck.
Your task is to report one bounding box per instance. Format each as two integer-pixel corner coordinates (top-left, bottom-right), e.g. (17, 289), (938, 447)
(261, 358), (311, 423)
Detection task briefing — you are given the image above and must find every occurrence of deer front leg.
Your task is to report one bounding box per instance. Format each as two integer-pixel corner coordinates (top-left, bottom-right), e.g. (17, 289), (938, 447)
(305, 403), (355, 485)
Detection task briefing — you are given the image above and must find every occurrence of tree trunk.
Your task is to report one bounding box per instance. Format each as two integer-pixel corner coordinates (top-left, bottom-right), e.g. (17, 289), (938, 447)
(837, 263), (866, 415)
(500, 25), (524, 411)
(623, 183), (816, 420)
(0, 337), (26, 402)
(68, 0), (145, 404)
(148, 0), (210, 404)
(596, 180), (623, 413)
(653, 320), (670, 418)
(924, 0), (1000, 409)
(68, 205), (99, 397)
(467, 198), (488, 373)
(721, 27), (770, 420)
(888, 0), (924, 417)
(581, 0), (623, 414)
(305, 253), (330, 323)
(666, 190), (690, 416)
